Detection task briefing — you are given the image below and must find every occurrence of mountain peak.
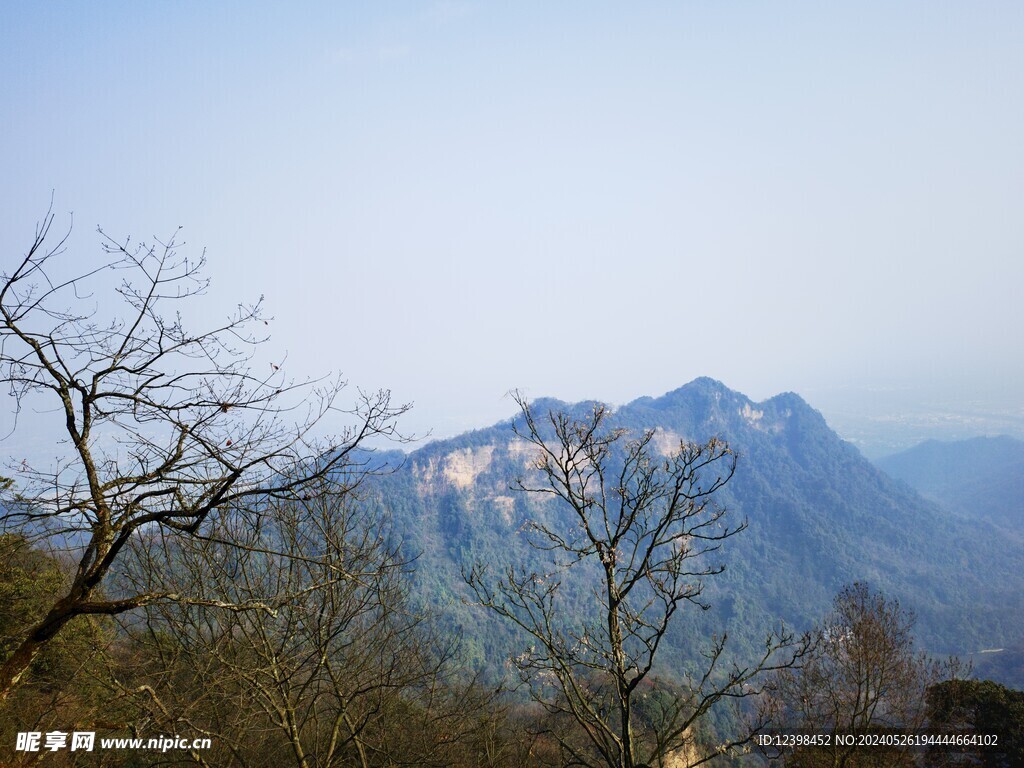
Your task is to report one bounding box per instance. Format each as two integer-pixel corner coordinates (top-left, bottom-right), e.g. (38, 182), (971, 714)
(631, 377), (745, 412)
(764, 390), (814, 411)
(670, 376), (737, 398)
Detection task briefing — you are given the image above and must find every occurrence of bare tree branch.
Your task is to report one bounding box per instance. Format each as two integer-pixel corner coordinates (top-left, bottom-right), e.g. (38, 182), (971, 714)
(0, 210), (410, 700)
(466, 393), (810, 768)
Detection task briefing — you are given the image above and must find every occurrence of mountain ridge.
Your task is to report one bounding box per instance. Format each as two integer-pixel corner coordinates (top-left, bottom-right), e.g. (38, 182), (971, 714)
(366, 379), (1024, 682)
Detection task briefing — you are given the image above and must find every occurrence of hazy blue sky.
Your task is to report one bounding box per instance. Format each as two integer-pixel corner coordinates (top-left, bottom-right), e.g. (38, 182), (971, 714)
(2, 2), (1022, 445)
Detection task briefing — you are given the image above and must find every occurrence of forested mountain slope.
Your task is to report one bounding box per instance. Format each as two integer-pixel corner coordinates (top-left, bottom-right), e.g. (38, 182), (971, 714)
(371, 379), (1024, 681)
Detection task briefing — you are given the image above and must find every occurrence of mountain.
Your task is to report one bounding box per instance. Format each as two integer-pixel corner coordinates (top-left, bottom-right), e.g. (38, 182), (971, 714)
(368, 379), (1024, 682)
(876, 436), (1024, 532)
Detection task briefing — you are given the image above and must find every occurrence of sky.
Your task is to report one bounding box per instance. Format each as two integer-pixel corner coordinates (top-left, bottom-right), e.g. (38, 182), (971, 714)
(2, 1), (1022, 450)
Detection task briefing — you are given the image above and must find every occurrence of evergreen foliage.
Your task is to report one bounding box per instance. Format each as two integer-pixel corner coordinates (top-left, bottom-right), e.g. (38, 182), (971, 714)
(372, 379), (1024, 684)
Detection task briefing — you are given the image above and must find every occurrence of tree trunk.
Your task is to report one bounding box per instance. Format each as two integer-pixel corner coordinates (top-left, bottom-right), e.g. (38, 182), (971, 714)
(605, 561), (634, 768)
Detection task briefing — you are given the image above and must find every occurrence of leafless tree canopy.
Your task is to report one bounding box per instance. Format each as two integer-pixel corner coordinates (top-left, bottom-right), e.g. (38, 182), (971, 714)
(115, 483), (503, 768)
(0, 209), (408, 699)
(764, 582), (956, 767)
(466, 393), (808, 768)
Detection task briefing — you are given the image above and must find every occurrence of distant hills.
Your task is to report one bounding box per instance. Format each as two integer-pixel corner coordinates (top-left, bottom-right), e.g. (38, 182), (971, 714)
(876, 435), (1024, 532)
(369, 379), (1024, 685)
(875, 435), (1024, 687)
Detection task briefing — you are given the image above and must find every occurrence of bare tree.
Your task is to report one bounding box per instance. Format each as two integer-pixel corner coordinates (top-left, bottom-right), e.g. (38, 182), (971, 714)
(118, 483), (426, 766)
(764, 583), (954, 768)
(115, 480), (525, 768)
(0, 208), (408, 701)
(465, 393), (808, 768)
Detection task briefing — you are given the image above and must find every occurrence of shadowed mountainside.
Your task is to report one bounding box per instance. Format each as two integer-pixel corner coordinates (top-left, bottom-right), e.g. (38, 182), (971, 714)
(876, 435), (1024, 532)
